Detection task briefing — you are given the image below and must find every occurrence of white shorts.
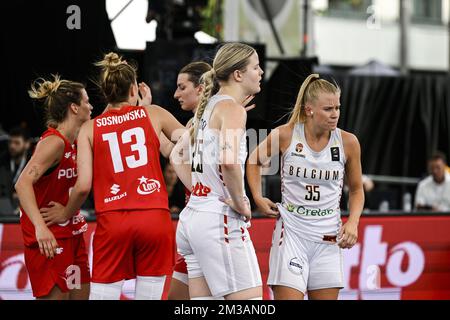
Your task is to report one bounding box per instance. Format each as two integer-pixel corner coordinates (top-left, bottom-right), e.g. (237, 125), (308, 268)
(176, 207), (262, 297)
(267, 217), (344, 294)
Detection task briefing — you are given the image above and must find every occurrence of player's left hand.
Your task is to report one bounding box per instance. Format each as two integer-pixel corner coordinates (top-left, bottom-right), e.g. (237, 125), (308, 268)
(337, 220), (358, 249)
(40, 201), (69, 227)
(138, 82), (152, 106)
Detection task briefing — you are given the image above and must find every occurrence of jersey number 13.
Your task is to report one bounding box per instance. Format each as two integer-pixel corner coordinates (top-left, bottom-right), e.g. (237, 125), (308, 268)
(102, 127), (148, 173)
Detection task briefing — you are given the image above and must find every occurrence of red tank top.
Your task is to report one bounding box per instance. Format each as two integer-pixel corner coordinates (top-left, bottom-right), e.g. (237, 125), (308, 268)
(20, 128), (87, 246)
(93, 106), (169, 213)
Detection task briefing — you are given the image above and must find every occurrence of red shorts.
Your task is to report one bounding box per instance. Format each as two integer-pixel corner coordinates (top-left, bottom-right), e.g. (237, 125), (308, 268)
(92, 209), (175, 283)
(24, 234), (90, 298)
(73, 234), (91, 285)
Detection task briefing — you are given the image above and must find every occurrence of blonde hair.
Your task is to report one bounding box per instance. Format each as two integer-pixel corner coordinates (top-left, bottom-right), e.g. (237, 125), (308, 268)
(28, 74), (85, 128)
(288, 74), (341, 125)
(190, 43), (255, 144)
(95, 52), (137, 104)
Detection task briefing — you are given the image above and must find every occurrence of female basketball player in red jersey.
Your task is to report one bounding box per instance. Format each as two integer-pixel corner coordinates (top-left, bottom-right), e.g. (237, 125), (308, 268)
(171, 43), (264, 300)
(246, 74), (364, 300)
(15, 75), (92, 299)
(41, 53), (185, 300)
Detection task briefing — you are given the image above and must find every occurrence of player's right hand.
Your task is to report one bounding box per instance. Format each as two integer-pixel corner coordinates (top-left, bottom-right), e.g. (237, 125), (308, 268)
(35, 225), (58, 259)
(254, 197), (279, 218)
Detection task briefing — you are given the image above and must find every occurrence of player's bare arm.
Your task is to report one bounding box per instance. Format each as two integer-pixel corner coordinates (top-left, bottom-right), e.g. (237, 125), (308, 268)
(338, 130), (364, 249)
(15, 136), (64, 258)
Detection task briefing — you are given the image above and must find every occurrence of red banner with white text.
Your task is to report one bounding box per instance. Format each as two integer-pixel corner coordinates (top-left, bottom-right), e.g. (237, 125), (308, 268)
(1, 215), (449, 299)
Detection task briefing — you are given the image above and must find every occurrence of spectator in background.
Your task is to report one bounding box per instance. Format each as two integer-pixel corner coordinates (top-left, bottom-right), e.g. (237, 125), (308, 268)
(415, 151), (450, 212)
(0, 126), (31, 215)
(163, 162), (186, 215)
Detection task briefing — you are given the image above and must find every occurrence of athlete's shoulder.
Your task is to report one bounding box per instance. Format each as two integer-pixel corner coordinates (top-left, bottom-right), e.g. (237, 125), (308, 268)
(144, 103), (165, 114)
(81, 119), (94, 133)
(38, 133), (66, 150)
(340, 129), (359, 147)
(33, 133), (66, 165)
(274, 123), (294, 140)
(215, 98), (245, 114)
(214, 99), (247, 127)
(340, 129), (360, 160)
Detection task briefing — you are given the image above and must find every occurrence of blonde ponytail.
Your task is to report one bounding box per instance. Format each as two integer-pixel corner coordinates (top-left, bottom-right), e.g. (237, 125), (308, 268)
(288, 74), (340, 125)
(190, 69), (215, 144)
(288, 74), (319, 125)
(28, 74), (62, 100)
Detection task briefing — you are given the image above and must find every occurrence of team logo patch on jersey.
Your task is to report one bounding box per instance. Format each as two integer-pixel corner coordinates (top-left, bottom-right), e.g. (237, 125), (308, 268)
(137, 176), (161, 195)
(110, 184), (120, 195)
(191, 182), (211, 197)
(291, 143), (305, 158)
(105, 184), (128, 203)
(288, 257), (303, 275)
(331, 147), (340, 161)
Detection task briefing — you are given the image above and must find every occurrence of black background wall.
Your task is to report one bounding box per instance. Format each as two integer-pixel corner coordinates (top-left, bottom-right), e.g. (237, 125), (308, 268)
(0, 0), (116, 134)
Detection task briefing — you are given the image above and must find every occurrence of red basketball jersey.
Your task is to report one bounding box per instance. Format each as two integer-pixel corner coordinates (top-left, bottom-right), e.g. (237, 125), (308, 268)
(93, 106), (169, 213)
(20, 128), (87, 246)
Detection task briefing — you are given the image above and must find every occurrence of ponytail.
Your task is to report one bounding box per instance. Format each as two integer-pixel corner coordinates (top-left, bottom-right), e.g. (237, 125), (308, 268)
(288, 74), (340, 125)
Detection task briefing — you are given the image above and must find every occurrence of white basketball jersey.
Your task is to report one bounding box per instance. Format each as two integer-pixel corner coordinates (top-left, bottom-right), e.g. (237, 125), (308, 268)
(279, 123), (346, 242)
(187, 94), (248, 216)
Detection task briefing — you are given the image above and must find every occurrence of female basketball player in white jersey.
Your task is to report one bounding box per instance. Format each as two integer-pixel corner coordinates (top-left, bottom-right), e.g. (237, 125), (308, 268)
(171, 43), (264, 300)
(246, 74), (364, 300)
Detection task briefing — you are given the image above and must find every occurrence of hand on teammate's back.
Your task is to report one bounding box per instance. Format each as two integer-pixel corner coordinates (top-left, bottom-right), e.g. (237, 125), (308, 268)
(39, 201), (69, 227)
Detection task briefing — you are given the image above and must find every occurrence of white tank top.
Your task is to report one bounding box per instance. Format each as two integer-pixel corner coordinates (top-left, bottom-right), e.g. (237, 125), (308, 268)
(187, 94), (248, 217)
(279, 123), (346, 242)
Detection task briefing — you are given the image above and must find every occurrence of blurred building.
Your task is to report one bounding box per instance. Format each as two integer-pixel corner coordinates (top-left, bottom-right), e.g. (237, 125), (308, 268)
(224, 0), (449, 72)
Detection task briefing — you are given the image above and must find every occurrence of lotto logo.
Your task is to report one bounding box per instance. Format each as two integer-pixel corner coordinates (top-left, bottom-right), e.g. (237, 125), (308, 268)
(342, 225), (425, 299)
(191, 182), (211, 197)
(137, 176), (161, 195)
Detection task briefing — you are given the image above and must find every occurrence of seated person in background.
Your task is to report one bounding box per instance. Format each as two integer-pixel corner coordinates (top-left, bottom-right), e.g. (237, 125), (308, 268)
(163, 162), (186, 215)
(415, 151), (450, 212)
(0, 126), (31, 215)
